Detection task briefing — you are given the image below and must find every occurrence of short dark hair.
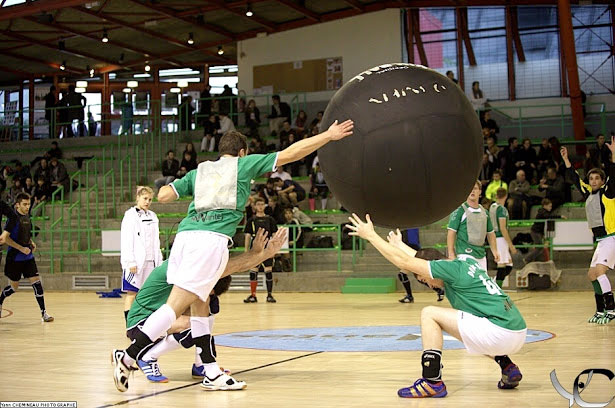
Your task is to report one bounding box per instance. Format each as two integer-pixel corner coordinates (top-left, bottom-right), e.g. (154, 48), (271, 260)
(496, 188), (507, 199)
(508, 137), (517, 146)
(213, 275), (232, 296)
(51, 141), (58, 147)
(166, 149), (174, 155)
(272, 95), (280, 101)
(254, 197), (265, 204)
(15, 192), (31, 203)
(50, 85), (56, 92)
(267, 177), (281, 185)
(218, 131), (247, 156)
(587, 168), (606, 180)
(541, 198), (552, 206)
(493, 169), (502, 176)
(415, 248), (447, 261)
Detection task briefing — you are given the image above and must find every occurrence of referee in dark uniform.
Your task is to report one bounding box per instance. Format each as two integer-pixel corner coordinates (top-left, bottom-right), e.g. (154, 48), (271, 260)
(0, 193), (53, 322)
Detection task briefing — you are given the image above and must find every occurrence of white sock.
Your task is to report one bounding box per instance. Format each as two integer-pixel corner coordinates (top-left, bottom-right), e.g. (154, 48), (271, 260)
(190, 316), (210, 337)
(208, 315), (215, 333)
(142, 335), (181, 362)
(194, 349), (203, 367)
(597, 274), (612, 293)
(141, 304), (177, 341)
(204, 362), (222, 379)
(321, 198), (327, 210)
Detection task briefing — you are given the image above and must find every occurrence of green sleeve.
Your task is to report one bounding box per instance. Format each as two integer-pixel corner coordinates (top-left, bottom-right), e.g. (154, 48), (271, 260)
(171, 170), (196, 198)
(486, 212), (494, 233)
(447, 207), (462, 231)
(240, 153), (279, 180)
(496, 205), (507, 220)
(429, 260), (460, 284)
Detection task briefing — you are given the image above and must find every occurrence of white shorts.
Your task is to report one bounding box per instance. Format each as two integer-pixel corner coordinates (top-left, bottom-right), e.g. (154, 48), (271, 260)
(457, 310), (527, 356)
(457, 254), (487, 271)
(590, 235), (615, 269)
(122, 261), (156, 292)
(167, 231), (230, 302)
(496, 237), (512, 266)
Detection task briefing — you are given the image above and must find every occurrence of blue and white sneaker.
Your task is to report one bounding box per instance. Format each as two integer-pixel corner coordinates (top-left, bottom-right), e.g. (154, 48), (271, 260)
(137, 359), (169, 383)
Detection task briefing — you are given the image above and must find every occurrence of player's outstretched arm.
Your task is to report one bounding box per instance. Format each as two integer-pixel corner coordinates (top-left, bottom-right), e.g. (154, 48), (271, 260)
(222, 228), (288, 277)
(276, 120), (353, 167)
(347, 214), (430, 278)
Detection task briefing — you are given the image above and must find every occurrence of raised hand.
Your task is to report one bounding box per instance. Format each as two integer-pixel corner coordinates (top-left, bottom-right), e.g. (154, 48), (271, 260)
(347, 213), (377, 240)
(265, 228), (288, 257)
(386, 229), (404, 248)
(605, 135), (615, 162)
(327, 119), (354, 141)
(251, 228), (269, 253)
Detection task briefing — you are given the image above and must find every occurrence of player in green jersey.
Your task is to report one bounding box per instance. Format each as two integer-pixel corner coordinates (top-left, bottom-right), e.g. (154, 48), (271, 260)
(347, 214), (526, 399)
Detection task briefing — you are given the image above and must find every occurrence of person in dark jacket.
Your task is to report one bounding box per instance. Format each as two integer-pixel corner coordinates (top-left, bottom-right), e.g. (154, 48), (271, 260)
(267, 95), (291, 136)
(154, 150), (179, 189)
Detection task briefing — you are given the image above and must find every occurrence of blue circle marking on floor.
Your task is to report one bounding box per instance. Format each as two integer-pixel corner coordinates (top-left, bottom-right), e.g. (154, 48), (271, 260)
(216, 325), (553, 352)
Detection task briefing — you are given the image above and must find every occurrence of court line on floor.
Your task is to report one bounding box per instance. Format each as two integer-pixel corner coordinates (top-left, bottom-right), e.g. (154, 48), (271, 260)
(97, 351), (324, 408)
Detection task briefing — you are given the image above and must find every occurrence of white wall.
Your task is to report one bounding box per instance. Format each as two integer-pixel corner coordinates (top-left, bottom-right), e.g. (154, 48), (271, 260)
(237, 9), (403, 102)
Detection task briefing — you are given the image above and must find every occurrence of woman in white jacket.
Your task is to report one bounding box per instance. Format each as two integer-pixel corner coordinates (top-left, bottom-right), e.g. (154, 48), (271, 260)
(121, 186), (163, 321)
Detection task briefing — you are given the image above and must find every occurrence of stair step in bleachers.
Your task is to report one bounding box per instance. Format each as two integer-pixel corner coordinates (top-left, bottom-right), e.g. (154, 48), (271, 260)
(341, 277), (396, 294)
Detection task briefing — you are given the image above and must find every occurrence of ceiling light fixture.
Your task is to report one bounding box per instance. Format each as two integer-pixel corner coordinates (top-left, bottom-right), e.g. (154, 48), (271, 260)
(76, 80), (88, 88)
(102, 28), (109, 43)
(217, 45), (224, 55)
(170, 87), (180, 93)
(89, 68), (95, 77)
(123, 87), (132, 93)
(60, 61), (66, 71)
(187, 32), (194, 45)
(127, 80), (138, 88)
(246, 3), (253, 17)
(75, 87), (86, 93)
(145, 63), (151, 72)
(177, 80), (188, 88)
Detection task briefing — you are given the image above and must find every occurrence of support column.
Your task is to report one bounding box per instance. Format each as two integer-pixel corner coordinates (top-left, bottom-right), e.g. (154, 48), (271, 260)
(558, 0), (585, 145)
(102, 72), (111, 136)
(29, 76), (34, 140)
(203, 63), (210, 86)
(455, 8), (464, 90)
(406, 9), (414, 64)
(152, 67), (161, 135)
(505, 6), (516, 101)
(18, 81), (24, 140)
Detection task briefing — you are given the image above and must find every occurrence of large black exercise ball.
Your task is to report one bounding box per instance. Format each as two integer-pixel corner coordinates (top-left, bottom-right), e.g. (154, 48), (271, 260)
(319, 63), (482, 228)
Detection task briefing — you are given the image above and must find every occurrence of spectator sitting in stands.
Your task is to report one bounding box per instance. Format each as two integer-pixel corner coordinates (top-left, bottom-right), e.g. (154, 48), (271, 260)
(539, 166), (565, 209)
(176, 151), (197, 179)
(34, 158), (52, 187)
(485, 136), (500, 168)
(182, 142), (197, 165)
(485, 169), (508, 202)
(294, 110), (308, 136)
(216, 112), (236, 138)
(309, 111), (323, 134)
(537, 138), (553, 179)
(523, 198), (565, 264)
(548, 137), (563, 167)
(446, 70), (458, 84)
(271, 177), (306, 208)
(479, 153), (495, 195)
(13, 161), (31, 184)
(154, 150), (179, 190)
(501, 137), (519, 182)
(249, 137), (266, 154)
(482, 127), (492, 143)
(7, 178), (22, 205)
(480, 110), (499, 137)
(47, 141), (63, 160)
(283, 207), (305, 250)
(33, 177), (51, 207)
(267, 95), (291, 137)
(271, 165), (292, 182)
(515, 138), (538, 183)
(470, 81), (486, 111)
(279, 121), (296, 146)
(591, 133), (611, 169)
(244, 99), (261, 139)
(508, 170), (530, 219)
(49, 156), (69, 196)
(310, 156), (329, 211)
(201, 115), (220, 152)
(23, 177), (35, 197)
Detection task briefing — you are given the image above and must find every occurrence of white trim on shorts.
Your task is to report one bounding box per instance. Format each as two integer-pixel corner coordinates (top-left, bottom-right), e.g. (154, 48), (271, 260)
(166, 230), (230, 302)
(496, 237), (512, 266)
(590, 235), (615, 269)
(456, 254), (487, 271)
(457, 310), (526, 356)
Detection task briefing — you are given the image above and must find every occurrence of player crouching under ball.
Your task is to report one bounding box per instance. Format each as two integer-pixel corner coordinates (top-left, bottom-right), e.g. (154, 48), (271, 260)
(347, 214), (526, 398)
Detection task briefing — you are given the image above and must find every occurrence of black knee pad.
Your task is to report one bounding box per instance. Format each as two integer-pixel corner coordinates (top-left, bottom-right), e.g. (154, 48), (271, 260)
(249, 271), (258, 281)
(173, 329), (194, 348)
(265, 272), (273, 282)
(398, 272), (409, 283)
(32, 280), (44, 297)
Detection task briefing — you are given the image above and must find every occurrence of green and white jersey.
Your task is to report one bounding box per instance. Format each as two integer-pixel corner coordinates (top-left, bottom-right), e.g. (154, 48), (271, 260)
(448, 203), (494, 259)
(489, 202), (509, 238)
(171, 153), (278, 237)
(429, 258), (526, 331)
(126, 261), (171, 329)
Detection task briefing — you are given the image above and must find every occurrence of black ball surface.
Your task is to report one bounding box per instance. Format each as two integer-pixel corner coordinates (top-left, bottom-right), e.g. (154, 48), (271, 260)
(319, 63), (482, 228)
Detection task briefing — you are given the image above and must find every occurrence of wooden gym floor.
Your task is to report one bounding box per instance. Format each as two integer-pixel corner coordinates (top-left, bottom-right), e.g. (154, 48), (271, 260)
(0, 291), (613, 408)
